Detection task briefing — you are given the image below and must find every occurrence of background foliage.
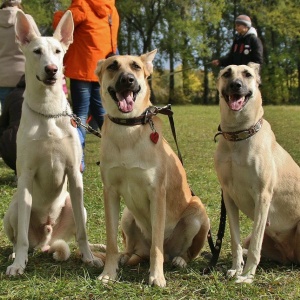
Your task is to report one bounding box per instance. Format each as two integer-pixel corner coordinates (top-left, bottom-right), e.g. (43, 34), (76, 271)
(21, 0), (300, 105)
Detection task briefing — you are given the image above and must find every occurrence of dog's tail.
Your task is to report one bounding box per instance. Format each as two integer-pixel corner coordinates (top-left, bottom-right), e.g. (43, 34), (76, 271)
(48, 239), (71, 261)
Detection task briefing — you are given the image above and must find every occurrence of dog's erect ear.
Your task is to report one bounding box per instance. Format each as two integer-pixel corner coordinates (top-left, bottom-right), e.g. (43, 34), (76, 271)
(53, 10), (74, 51)
(95, 59), (106, 81)
(216, 67), (227, 91)
(15, 11), (40, 46)
(140, 49), (157, 77)
(247, 63), (261, 85)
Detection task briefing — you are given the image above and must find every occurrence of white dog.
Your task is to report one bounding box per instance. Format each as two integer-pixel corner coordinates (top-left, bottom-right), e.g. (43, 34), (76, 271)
(214, 63), (300, 283)
(3, 11), (103, 276)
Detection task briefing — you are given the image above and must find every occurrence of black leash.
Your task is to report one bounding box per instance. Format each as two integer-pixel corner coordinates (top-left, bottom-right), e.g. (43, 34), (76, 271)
(204, 192), (226, 273)
(149, 104), (183, 163)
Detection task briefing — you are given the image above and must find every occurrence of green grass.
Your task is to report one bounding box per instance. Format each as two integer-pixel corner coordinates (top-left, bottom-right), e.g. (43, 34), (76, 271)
(0, 105), (300, 299)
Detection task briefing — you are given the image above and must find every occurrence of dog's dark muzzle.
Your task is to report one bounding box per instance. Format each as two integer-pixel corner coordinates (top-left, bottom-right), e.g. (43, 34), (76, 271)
(116, 72), (139, 92)
(227, 79), (247, 94)
(108, 72), (141, 113)
(222, 79), (253, 111)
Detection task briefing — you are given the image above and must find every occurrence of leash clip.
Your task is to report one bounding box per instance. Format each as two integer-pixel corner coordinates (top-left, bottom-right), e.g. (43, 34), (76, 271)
(71, 114), (82, 126)
(71, 114), (102, 138)
(148, 106), (159, 115)
(148, 118), (156, 132)
(144, 106), (158, 124)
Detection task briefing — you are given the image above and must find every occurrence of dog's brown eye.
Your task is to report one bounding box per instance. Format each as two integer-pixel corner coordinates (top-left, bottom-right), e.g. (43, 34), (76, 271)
(223, 71), (231, 78)
(132, 62), (141, 70)
(33, 49), (42, 55)
(245, 72), (252, 78)
(107, 61), (119, 71)
(56, 49), (61, 54)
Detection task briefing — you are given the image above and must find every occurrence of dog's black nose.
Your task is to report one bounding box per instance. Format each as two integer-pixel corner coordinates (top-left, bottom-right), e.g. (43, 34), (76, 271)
(116, 72), (139, 91)
(120, 73), (135, 85)
(45, 65), (58, 76)
(230, 80), (242, 90)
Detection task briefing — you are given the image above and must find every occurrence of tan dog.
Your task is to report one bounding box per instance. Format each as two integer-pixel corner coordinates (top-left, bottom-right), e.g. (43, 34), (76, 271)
(95, 50), (209, 287)
(214, 63), (300, 283)
(3, 11), (102, 276)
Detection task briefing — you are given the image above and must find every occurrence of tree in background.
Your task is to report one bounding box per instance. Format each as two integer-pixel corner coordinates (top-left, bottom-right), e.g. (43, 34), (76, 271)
(246, 0), (300, 104)
(20, 0), (300, 104)
(22, 0), (69, 35)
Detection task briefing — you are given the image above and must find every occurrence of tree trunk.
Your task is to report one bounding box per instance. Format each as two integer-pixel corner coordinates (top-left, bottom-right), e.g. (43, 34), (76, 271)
(169, 49), (175, 104)
(203, 64), (209, 104)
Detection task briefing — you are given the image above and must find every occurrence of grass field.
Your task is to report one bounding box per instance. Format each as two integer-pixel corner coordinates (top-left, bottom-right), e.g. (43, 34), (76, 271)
(0, 105), (300, 299)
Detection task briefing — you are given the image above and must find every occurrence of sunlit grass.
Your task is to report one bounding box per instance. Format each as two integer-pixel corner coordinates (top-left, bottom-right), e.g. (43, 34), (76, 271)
(0, 105), (299, 299)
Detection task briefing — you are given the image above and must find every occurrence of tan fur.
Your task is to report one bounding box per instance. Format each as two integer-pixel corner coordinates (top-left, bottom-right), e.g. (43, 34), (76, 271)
(95, 50), (209, 287)
(3, 11), (103, 276)
(214, 64), (300, 283)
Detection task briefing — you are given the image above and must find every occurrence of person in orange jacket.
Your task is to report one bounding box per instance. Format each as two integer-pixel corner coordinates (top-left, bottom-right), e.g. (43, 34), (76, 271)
(53, 0), (119, 169)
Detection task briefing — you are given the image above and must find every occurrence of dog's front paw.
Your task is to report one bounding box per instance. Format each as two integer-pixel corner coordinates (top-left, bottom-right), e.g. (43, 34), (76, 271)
(98, 271), (117, 284)
(6, 263), (25, 276)
(226, 269), (238, 278)
(227, 259), (244, 278)
(236, 274), (254, 284)
(227, 266), (244, 278)
(149, 272), (166, 288)
(172, 256), (187, 268)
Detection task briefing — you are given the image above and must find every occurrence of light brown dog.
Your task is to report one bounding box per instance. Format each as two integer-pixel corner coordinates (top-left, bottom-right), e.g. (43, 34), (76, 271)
(3, 11), (102, 276)
(214, 63), (300, 283)
(94, 50), (209, 287)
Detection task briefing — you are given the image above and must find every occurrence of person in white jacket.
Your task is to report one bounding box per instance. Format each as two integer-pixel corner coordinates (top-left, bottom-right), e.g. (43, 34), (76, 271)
(0, 0), (39, 115)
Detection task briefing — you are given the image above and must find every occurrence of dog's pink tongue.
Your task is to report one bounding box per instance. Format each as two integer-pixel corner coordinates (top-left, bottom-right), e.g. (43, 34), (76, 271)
(229, 96), (245, 111)
(117, 91), (134, 113)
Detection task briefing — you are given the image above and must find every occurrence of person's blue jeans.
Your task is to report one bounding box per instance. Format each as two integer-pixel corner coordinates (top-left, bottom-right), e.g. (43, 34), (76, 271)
(0, 87), (14, 115)
(70, 79), (105, 140)
(76, 127), (85, 172)
(70, 79), (105, 171)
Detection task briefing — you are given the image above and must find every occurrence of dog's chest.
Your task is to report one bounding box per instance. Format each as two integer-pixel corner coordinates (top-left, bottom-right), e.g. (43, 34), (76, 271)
(101, 127), (160, 170)
(101, 134), (160, 223)
(18, 117), (81, 173)
(215, 142), (258, 215)
(107, 166), (155, 228)
(22, 117), (71, 139)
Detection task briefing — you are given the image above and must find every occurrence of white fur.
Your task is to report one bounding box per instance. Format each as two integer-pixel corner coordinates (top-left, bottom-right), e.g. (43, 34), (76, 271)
(4, 11), (103, 276)
(49, 240), (71, 261)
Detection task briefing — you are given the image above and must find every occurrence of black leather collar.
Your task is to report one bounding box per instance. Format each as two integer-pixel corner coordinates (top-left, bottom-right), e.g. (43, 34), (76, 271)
(108, 105), (173, 126)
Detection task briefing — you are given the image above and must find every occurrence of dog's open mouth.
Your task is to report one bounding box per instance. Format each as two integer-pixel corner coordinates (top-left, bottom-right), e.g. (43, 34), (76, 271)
(44, 77), (57, 85)
(224, 92), (252, 111)
(108, 86), (141, 113)
(36, 75), (57, 86)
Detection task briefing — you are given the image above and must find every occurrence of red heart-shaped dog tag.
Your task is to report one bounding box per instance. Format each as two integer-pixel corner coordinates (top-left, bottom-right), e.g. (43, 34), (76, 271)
(150, 132), (159, 144)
